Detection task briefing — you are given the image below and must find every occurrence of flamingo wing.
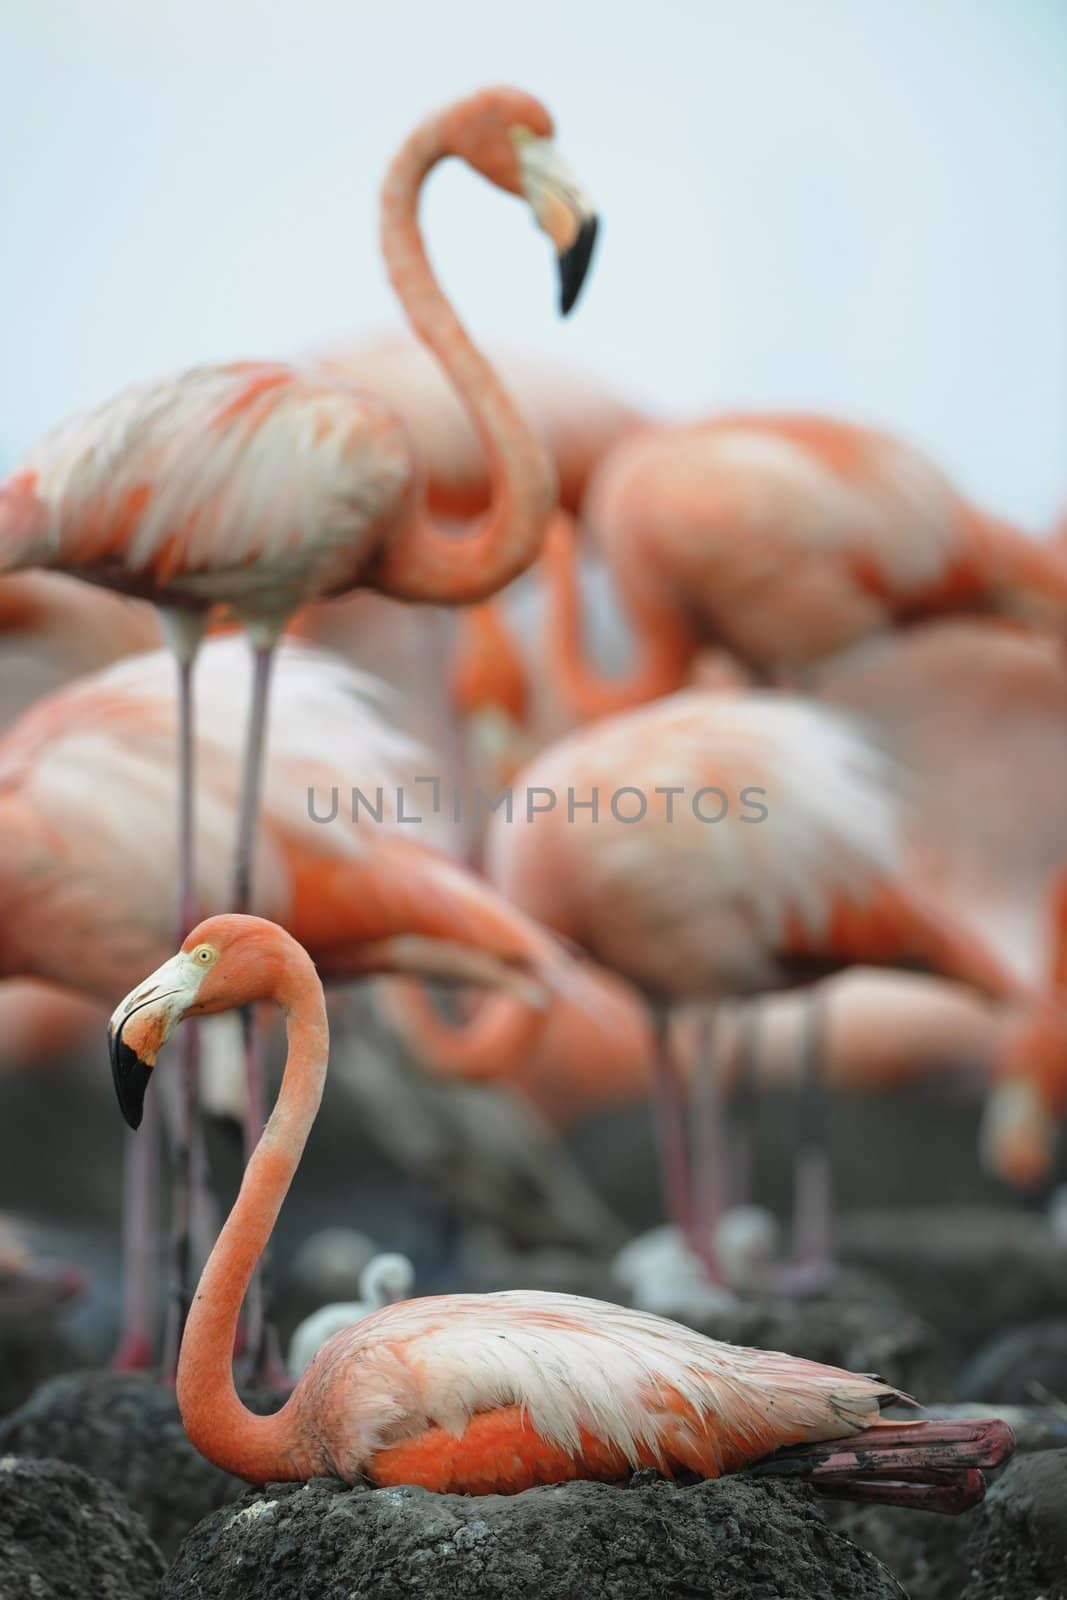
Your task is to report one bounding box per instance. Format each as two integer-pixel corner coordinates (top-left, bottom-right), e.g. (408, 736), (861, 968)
(307, 1290), (898, 1491)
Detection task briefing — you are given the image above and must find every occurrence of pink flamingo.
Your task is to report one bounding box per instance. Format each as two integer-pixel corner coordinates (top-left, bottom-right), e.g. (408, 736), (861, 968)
(107, 912), (1013, 1508)
(542, 416), (1067, 718)
(0, 636), (571, 1364)
(814, 618), (1067, 993)
(483, 690), (1028, 1283)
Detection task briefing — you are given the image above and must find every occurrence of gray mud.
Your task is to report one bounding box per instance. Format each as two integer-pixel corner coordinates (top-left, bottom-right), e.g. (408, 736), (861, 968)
(163, 1472), (905, 1600)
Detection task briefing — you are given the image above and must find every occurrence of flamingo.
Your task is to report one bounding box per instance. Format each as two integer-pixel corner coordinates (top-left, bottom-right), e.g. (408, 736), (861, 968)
(286, 1253), (416, 1378)
(483, 690), (1029, 1283)
(0, 636), (573, 1363)
(814, 618), (1067, 991)
(0, 87), (598, 1298)
(107, 912), (1013, 1509)
(541, 417), (1067, 719)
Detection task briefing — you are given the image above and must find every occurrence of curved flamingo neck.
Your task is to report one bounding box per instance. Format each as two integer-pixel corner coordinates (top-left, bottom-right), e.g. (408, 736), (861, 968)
(372, 112), (556, 603)
(176, 950), (329, 1482)
(543, 511), (692, 721)
(384, 978), (547, 1082)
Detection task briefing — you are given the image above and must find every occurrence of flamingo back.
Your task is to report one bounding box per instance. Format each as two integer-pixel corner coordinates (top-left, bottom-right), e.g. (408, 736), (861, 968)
(1, 364), (415, 619)
(585, 417), (978, 672)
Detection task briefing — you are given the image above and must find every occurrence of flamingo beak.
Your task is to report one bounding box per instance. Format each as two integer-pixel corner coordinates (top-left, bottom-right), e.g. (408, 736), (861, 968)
(108, 952), (200, 1129)
(514, 133), (599, 315)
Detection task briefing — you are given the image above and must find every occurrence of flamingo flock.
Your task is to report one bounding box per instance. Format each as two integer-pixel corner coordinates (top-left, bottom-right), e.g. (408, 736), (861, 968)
(1, 79), (1062, 1524)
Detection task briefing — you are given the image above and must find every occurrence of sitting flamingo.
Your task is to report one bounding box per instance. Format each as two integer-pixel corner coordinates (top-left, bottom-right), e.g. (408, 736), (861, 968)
(108, 914), (1011, 1509)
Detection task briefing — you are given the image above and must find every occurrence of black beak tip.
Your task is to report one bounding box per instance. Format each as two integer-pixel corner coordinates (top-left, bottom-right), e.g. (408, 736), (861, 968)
(558, 215), (599, 316)
(109, 1027), (152, 1131)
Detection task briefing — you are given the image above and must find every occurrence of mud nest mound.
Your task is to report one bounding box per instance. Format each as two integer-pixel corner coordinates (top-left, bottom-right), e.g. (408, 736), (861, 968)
(958, 1449), (1067, 1600)
(0, 1369), (284, 1559)
(0, 1454), (164, 1599)
(163, 1471), (904, 1600)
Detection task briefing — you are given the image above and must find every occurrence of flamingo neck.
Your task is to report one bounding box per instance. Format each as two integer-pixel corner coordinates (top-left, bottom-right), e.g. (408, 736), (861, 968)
(176, 957), (329, 1482)
(543, 511), (691, 720)
(372, 112), (556, 603)
(384, 977), (547, 1083)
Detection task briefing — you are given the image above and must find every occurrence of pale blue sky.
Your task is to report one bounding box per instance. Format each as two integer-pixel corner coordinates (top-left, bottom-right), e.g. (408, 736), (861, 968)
(3, 0), (1065, 524)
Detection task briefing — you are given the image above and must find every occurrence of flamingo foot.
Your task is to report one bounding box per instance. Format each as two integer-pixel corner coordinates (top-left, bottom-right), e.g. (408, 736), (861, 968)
(748, 1417), (1015, 1513)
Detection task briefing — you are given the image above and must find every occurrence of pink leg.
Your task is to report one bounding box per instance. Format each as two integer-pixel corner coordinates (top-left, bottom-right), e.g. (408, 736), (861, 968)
(111, 1090), (160, 1371)
(778, 989), (836, 1296)
(650, 1011), (702, 1256)
(689, 1006), (726, 1281)
(231, 637), (281, 1381)
(724, 1002), (761, 1203)
(747, 1416), (1014, 1513)
(167, 649), (206, 1372)
(115, 632), (201, 1372)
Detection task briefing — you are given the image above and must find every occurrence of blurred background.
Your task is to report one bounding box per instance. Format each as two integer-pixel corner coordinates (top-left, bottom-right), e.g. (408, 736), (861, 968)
(3, 0), (1065, 521)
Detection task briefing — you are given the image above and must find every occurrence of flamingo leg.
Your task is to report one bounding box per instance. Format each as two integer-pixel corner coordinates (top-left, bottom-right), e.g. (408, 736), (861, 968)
(779, 989), (836, 1295)
(117, 620), (205, 1372)
(231, 635), (282, 1381)
(649, 1009), (700, 1256)
(690, 1004), (726, 1282)
(725, 1001), (760, 1205)
(111, 1091), (160, 1371)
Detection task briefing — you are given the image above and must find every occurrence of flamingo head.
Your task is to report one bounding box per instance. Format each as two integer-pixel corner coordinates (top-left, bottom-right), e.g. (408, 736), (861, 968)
(442, 87), (598, 314)
(108, 914), (308, 1127)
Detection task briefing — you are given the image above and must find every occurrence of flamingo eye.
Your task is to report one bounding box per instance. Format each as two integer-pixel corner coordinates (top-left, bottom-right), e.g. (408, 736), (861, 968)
(192, 945), (216, 965)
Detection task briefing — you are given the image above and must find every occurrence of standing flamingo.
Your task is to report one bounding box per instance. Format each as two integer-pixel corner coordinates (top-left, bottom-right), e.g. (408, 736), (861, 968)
(484, 690), (1029, 1282)
(814, 618), (1067, 991)
(0, 88), (598, 1322)
(542, 416), (1067, 719)
(108, 913), (1013, 1508)
(0, 637), (573, 1363)
(0, 86), (597, 918)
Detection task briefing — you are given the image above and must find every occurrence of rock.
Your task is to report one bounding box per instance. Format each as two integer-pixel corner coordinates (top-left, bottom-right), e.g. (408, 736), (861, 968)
(956, 1321), (1067, 1405)
(831, 1501), (972, 1600)
(959, 1449), (1067, 1599)
(0, 1454), (164, 1599)
(0, 1370), (285, 1559)
(837, 1208), (1067, 1367)
(163, 1472), (905, 1600)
